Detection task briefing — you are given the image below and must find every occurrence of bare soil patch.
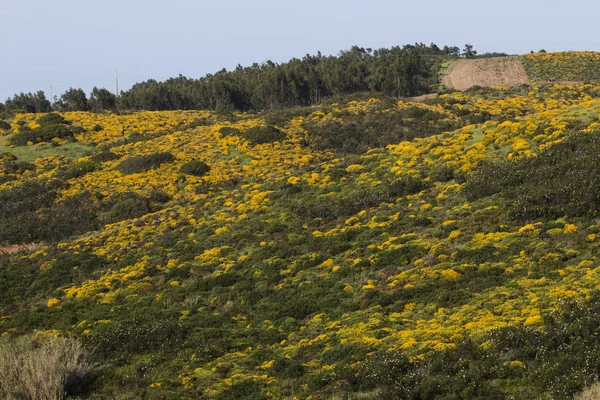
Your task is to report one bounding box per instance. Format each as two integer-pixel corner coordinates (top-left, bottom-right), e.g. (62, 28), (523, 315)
(442, 57), (529, 90)
(0, 243), (43, 255)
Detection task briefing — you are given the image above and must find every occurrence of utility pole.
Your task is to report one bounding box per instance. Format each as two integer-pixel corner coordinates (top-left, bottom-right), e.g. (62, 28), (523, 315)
(49, 85), (53, 105)
(115, 69), (119, 97)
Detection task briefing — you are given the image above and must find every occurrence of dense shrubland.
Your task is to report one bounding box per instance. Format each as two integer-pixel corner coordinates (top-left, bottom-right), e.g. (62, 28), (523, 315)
(522, 51), (600, 82)
(2, 82), (600, 398)
(465, 131), (600, 219)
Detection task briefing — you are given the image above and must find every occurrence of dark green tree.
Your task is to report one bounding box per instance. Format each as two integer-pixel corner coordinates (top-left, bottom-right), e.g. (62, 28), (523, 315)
(88, 87), (117, 112)
(4, 91), (51, 113)
(55, 87), (89, 111)
(462, 44), (478, 59)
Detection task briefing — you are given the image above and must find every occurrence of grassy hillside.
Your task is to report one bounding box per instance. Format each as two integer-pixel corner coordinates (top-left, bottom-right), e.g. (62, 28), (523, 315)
(3, 82), (600, 398)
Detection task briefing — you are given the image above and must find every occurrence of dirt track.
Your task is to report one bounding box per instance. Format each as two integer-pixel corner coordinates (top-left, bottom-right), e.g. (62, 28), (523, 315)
(0, 243), (42, 255)
(442, 57), (529, 91)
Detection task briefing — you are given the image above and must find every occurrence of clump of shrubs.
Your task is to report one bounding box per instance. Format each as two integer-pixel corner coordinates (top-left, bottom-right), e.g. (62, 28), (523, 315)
(102, 192), (151, 224)
(464, 131), (600, 219)
(37, 113), (69, 125)
(2, 160), (35, 174)
(180, 160), (210, 177)
(8, 113), (76, 146)
(289, 176), (429, 221)
(90, 151), (119, 163)
(348, 295), (600, 399)
(116, 152), (175, 174)
(57, 161), (99, 180)
(243, 125), (286, 145)
(218, 127), (241, 137)
(303, 106), (459, 154)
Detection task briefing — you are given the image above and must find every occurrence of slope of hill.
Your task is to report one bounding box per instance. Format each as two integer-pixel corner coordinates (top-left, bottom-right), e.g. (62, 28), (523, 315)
(3, 79), (600, 398)
(522, 51), (600, 82)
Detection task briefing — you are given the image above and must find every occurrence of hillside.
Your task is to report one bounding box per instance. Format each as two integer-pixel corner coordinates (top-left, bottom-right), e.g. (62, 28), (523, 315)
(4, 59), (600, 398)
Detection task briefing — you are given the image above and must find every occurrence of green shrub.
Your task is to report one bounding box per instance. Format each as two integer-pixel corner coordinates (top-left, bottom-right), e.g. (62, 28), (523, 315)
(90, 151), (119, 163)
(116, 152), (175, 174)
(219, 127), (241, 137)
(37, 113), (69, 125)
(214, 379), (268, 400)
(243, 126), (286, 145)
(180, 160), (210, 177)
(2, 160), (35, 174)
(57, 161), (98, 180)
(7, 114), (76, 146)
(0, 120), (11, 131)
(102, 192), (150, 224)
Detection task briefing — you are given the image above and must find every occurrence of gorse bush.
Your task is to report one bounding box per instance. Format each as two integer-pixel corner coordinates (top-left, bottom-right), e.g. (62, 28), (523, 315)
(2, 160), (35, 174)
(37, 113), (70, 126)
(243, 125), (286, 145)
(218, 127), (241, 137)
(180, 160), (211, 177)
(102, 192), (151, 224)
(0, 120), (11, 131)
(7, 113), (77, 146)
(0, 335), (92, 400)
(90, 151), (119, 163)
(116, 152), (175, 174)
(56, 160), (99, 180)
(522, 51), (600, 82)
(6, 82), (600, 398)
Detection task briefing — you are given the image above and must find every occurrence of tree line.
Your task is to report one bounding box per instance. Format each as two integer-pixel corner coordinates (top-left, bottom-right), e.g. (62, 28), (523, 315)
(1, 43), (477, 114)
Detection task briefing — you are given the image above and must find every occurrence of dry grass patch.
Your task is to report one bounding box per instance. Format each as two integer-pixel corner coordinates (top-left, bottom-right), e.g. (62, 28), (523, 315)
(0, 335), (92, 400)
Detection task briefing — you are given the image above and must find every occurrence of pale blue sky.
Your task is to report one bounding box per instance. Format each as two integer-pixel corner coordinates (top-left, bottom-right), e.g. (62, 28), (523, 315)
(0, 0), (597, 102)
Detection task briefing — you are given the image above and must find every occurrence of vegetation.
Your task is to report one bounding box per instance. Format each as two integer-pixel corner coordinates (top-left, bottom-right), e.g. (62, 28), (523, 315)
(465, 131), (600, 219)
(522, 51), (600, 82)
(116, 152), (175, 174)
(7, 113), (77, 146)
(0, 335), (91, 400)
(180, 160), (211, 177)
(4, 54), (600, 398)
(4, 43), (462, 115)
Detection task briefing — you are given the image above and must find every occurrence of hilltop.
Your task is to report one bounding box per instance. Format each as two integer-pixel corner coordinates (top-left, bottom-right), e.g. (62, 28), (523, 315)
(443, 51), (600, 90)
(2, 51), (600, 398)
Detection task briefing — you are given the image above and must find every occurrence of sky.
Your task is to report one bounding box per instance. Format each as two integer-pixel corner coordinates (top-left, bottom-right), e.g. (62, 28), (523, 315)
(0, 0), (598, 102)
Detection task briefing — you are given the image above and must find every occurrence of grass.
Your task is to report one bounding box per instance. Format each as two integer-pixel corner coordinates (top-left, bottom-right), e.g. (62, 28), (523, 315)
(575, 382), (600, 400)
(0, 335), (92, 400)
(0, 136), (95, 162)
